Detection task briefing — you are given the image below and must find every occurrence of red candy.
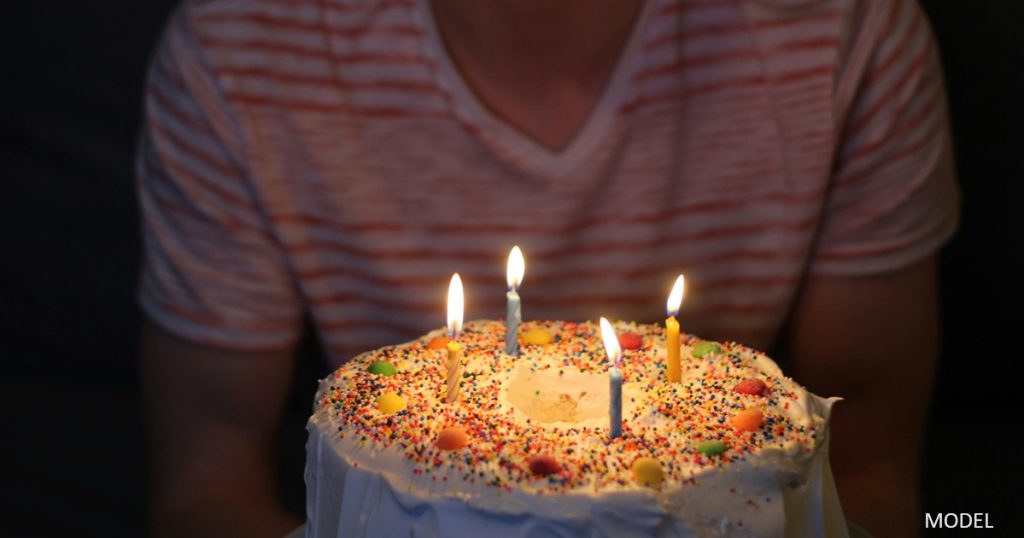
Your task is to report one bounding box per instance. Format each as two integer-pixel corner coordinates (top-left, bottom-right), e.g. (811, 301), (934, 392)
(618, 332), (643, 350)
(735, 379), (768, 396)
(528, 455), (562, 476)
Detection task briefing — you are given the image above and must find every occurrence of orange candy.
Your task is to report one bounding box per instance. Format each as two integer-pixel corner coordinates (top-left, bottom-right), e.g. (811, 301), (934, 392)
(730, 409), (764, 432)
(436, 426), (469, 450)
(427, 336), (451, 350)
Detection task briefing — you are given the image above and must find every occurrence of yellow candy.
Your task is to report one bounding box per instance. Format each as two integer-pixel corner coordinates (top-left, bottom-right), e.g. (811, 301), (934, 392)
(376, 392), (406, 414)
(632, 457), (664, 486)
(521, 328), (553, 345)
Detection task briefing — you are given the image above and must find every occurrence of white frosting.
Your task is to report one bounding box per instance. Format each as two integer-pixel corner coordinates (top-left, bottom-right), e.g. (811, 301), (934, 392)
(304, 321), (848, 537)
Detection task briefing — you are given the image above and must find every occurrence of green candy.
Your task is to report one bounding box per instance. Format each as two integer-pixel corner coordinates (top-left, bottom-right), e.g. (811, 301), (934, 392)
(692, 341), (723, 358)
(694, 440), (728, 456)
(367, 360), (397, 376)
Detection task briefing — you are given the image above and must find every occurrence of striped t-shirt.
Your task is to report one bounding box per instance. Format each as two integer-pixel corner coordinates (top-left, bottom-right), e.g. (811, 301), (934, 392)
(138, 0), (959, 365)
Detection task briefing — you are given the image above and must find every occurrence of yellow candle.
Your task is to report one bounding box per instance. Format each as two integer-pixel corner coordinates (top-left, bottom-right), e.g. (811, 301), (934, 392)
(445, 273), (464, 403)
(666, 316), (680, 383)
(665, 275), (685, 383)
(446, 340), (463, 403)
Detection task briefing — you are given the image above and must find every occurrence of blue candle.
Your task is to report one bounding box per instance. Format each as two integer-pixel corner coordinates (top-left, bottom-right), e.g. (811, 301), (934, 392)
(599, 317), (623, 440)
(609, 365), (623, 439)
(506, 290), (521, 355)
(505, 246), (525, 356)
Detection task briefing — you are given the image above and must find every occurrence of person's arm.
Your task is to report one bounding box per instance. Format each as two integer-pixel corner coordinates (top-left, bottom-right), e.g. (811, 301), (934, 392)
(137, 8), (305, 534)
(783, 255), (939, 538)
(142, 320), (301, 538)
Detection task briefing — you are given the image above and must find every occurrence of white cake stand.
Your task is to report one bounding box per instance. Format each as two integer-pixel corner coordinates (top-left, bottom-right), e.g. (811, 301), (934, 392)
(287, 520), (874, 537)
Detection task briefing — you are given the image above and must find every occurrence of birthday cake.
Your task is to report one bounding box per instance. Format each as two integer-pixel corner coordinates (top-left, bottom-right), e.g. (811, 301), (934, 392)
(304, 320), (847, 537)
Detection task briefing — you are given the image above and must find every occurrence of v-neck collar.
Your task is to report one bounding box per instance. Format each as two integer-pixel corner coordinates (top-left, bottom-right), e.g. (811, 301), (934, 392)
(416, 0), (653, 179)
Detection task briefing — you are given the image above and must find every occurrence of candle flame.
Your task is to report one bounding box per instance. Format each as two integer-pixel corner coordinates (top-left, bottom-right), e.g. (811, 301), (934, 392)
(447, 273), (464, 337)
(599, 317), (622, 368)
(666, 274), (685, 317)
(507, 246), (525, 290)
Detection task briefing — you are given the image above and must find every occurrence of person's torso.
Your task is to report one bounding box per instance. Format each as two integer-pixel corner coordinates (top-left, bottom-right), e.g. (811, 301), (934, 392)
(190, 0), (845, 364)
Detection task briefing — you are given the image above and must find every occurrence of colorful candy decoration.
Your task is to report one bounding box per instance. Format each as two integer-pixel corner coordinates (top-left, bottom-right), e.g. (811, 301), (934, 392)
(734, 378), (768, 396)
(367, 360), (396, 376)
(617, 332), (643, 350)
(436, 426), (468, 450)
(319, 320), (818, 496)
(528, 454), (562, 476)
(522, 328), (553, 345)
(692, 341), (723, 358)
(694, 440), (728, 456)
(631, 457), (665, 486)
(376, 392), (406, 414)
(730, 409), (764, 432)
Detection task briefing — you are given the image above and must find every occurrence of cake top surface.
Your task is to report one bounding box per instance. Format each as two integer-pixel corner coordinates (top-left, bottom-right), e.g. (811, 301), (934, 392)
(314, 319), (827, 496)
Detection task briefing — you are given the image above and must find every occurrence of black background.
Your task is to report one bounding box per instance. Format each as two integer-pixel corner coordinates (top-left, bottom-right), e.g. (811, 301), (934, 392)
(2, 1), (1022, 536)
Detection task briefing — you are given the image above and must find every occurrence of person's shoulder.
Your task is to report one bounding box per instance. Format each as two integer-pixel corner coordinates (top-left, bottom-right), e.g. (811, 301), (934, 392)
(737, 0), (848, 23)
(741, 0), (839, 14)
(171, 0), (324, 69)
(179, 0), (342, 35)
(182, 0), (310, 28)
(181, 0), (407, 20)
(178, 0), (416, 42)
(742, 0), (913, 27)
(727, 0), (847, 55)
(737, 0), (912, 52)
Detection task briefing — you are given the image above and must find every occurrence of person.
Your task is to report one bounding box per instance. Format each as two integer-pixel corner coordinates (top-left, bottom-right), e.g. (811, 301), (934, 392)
(139, 0), (958, 536)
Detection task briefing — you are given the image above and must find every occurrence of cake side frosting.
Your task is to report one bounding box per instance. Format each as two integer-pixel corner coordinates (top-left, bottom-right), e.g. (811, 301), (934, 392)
(305, 320), (848, 537)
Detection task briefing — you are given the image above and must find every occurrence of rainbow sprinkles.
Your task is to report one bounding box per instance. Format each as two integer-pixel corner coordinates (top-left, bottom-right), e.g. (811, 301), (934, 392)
(316, 319), (822, 495)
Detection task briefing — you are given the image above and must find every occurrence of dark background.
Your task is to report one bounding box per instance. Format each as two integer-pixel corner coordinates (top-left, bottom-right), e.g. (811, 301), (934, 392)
(2, 1), (1021, 536)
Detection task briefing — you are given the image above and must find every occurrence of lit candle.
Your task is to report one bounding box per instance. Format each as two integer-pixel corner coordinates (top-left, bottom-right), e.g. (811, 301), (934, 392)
(666, 275), (685, 383)
(505, 246), (525, 356)
(599, 317), (623, 439)
(446, 273), (464, 404)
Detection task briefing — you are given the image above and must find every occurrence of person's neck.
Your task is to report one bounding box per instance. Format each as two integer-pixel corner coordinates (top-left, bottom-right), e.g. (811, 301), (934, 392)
(427, 0), (646, 150)
(429, 0), (645, 84)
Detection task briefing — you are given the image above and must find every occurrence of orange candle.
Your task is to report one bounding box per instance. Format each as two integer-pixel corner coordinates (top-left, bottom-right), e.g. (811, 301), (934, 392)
(665, 275), (685, 383)
(666, 316), (680, 382)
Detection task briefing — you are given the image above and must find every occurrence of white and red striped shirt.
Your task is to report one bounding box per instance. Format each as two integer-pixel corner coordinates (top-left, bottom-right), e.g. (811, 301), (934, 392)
(138, 0), (959, 364)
